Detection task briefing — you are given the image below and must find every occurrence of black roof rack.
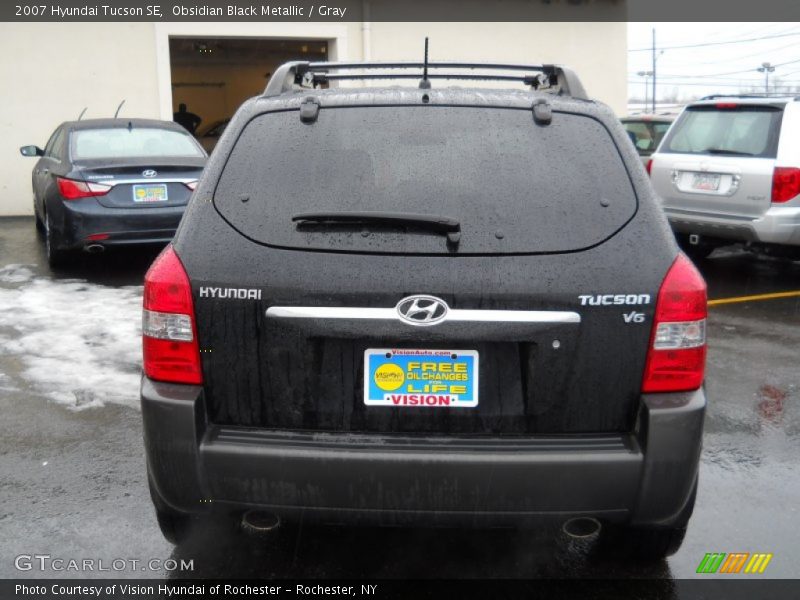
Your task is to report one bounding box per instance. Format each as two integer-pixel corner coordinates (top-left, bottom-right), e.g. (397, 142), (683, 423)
(262, 61), (588, 100)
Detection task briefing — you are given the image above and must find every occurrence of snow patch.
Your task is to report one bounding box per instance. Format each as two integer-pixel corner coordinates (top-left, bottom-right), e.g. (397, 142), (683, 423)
(0, 274), (143, 410)
(0, 264), (37, 284)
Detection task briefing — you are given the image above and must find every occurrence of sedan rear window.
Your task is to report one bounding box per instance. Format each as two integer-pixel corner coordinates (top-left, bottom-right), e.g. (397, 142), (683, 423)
(660, 105), (783, 158)
(214, 106), (637, 256)
(72, 128), (205, 160)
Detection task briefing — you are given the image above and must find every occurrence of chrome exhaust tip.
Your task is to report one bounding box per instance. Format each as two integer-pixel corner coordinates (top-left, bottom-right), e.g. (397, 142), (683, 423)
(241, 510), (281, 535)
(562, 517), (602, 539)
(84, 244), (105, 254)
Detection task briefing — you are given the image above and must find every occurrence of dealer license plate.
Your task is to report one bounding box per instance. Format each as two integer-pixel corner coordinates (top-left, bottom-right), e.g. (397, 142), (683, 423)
(363, 348), (479, 408)
(132, 183), (168, 203)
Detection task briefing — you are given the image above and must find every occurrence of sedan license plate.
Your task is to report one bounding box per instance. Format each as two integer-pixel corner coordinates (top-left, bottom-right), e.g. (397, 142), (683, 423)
(364, 348), (479, 408)
(691, 173), (721, 192)
(133, 183), (168, 203)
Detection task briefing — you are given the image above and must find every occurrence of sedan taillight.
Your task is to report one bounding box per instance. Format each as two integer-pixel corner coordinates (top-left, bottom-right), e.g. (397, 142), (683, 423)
(641, 253), (707, 393)
(56, 177), (112, 200)
(142, 245), (202, 385)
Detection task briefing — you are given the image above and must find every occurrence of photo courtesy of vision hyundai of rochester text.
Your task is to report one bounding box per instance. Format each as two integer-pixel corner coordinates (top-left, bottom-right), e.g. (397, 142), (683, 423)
(139, 58), (708, 560)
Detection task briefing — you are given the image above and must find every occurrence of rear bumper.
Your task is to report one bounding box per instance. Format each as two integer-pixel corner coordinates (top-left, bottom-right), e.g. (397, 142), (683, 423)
(665, 205), (800, 246)
(141, 377), (704, 528)
(52, 199), (186, 250)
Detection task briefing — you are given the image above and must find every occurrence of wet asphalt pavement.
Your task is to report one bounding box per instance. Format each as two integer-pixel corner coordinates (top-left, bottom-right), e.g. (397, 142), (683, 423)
(0, 216), (798, 587)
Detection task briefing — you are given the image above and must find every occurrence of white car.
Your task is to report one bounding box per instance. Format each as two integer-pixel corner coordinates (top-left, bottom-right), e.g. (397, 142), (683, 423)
(649, 96), (800, 259)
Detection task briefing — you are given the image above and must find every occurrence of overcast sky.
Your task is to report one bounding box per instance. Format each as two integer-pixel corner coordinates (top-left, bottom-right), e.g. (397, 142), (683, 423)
(627, 22), (800, 104)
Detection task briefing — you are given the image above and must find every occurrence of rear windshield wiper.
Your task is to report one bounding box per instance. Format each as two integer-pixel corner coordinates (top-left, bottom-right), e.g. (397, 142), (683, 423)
(292, 211), (462, 244)
(700, 147), (755, 156)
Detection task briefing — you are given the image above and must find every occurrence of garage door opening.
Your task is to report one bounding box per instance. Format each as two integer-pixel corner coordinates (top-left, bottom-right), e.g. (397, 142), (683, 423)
(169, 37), (329, 150)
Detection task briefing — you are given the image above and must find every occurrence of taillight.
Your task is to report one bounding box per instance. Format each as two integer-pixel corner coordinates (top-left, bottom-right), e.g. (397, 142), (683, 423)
(771, 167), (800, 203)
(715, 102), (738, 109)
(56, 177), (111, 200)
(183, 180), (198, 191)
(642, 253), (707, 393)
(142, 245), (202, 385)
(646, 158), (653, 176)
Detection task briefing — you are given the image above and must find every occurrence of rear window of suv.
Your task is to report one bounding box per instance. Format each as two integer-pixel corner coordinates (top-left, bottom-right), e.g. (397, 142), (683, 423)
(214, 105), (637, 255)
(660, 105), (783, 158)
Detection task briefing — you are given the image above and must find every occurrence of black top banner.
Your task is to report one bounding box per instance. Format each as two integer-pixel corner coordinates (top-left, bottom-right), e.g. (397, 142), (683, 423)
(3, 0), (800, 22)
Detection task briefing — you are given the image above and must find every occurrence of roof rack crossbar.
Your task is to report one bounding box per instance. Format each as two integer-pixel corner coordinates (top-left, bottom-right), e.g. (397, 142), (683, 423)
(263, 61), (588, 100)
(313, 72), (541, 83)
(306, 61), (548, 71)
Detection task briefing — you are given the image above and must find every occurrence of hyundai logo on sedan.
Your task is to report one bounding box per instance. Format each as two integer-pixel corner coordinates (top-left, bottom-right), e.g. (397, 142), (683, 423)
(142, 169), (157, 178)
(396, 295), (448, 326)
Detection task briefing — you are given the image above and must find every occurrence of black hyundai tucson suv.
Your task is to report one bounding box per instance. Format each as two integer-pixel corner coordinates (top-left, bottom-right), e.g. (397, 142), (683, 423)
(141, 59), (708, 559)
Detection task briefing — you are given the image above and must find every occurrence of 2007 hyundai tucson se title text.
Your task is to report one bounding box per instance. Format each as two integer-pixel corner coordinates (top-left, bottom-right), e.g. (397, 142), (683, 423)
(140, 59), (708, 559)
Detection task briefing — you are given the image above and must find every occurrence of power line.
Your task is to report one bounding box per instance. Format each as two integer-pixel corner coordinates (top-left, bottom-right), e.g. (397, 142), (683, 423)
(656, 39), (800, 68)
(628, 31), (800, 52)
(632, 23), (787, 50)
(639, 57), (800, 79)
(627, 80), (800, 88)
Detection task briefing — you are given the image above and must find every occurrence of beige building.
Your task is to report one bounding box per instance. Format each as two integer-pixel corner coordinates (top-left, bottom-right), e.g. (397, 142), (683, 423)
(0, 21), (627, 216)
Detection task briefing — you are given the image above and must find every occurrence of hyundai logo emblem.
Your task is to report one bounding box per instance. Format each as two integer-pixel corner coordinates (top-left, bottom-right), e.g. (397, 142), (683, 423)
(396, 295), (449, 326)
(142, 169), (157, 178)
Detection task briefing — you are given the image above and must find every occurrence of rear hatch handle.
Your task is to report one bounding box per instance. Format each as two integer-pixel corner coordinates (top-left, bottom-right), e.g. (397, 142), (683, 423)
(292, 211), (462, 245)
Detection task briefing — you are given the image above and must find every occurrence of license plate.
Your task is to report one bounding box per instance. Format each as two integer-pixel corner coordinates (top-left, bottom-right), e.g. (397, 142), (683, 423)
(363, 348), (479, 408)
(691, 173), (721, 191)
(132, 183), (168, 203)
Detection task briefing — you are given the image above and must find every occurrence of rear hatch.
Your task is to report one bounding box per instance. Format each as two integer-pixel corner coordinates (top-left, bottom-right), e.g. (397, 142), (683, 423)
(189, 99), (662, 435)
(651, 103), (784, 218)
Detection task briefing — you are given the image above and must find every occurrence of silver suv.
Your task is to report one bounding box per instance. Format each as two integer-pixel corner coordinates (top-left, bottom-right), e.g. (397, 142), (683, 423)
(649, 96), (800, 259)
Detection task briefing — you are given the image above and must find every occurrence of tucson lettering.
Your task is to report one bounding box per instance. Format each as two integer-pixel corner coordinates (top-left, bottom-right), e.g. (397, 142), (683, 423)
(578, 294), (651, 306)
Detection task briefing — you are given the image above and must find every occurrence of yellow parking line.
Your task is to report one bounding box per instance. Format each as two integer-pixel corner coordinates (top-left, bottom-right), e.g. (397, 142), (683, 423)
(708, 290), (800, 307)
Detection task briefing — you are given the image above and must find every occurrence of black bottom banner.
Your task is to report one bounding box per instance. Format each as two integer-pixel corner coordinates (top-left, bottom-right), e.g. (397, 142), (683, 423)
(4, 579), (800, 600)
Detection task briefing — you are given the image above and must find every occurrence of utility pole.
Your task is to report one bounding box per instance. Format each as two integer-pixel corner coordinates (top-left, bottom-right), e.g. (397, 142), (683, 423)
(651, 28), (657, 113)
(637, 71), (653, 110)
(757, 62), (775, 95)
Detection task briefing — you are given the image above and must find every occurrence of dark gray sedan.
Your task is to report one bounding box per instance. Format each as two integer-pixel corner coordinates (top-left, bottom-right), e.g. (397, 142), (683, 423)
(20, 118), (207, 267)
